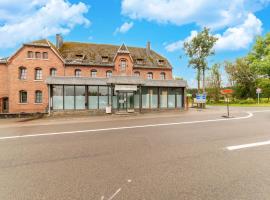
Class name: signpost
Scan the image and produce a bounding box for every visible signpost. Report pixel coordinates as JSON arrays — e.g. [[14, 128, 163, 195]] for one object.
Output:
[[221, 89, 233, 118], [194, 93, 207, 108], [256, 88, 262, 104]]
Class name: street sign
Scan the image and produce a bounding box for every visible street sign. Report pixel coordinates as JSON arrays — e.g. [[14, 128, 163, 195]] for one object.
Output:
[[256, 88, 262, 104], [220, 89, 233, 118], [221, 89, 233, 95], [186, 94, 192, 97], [256, 88, 262, 94], [194, 93, 207, 104]]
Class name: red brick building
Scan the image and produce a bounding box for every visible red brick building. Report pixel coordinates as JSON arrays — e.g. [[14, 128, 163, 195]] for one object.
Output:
[[0, 35, 186, 114]]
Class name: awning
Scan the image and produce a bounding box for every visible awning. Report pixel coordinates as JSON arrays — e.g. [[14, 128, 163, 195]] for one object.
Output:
[[114, 85, 137, 92]]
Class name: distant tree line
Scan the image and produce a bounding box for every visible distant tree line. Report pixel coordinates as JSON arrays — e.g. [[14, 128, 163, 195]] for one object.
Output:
[[184, 28, 270, 103]]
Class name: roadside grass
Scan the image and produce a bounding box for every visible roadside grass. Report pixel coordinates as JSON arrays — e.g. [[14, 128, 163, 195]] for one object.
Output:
[[208, 103, 270, 107]]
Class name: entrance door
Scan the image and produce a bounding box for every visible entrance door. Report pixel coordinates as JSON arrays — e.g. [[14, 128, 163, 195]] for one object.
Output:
[[118, 92, 126, 111], [3, 98, 8, 113], [118, 92, 134, 111]]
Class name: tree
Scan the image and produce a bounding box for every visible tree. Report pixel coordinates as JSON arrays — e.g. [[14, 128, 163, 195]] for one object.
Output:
[[183, 27, 218, 93], [257, 78, 270, 102], [206, 63, 222, 102], [248, 33, 270, 77], [225, 58, 256, 99]]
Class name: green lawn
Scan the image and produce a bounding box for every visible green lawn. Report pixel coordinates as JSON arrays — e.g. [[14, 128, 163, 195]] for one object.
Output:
[[208, 103, 270, 107]]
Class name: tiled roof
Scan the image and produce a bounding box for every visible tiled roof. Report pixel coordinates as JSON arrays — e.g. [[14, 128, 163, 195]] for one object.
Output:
[[25, 39, 172, 69], [59, 42, 172, 68]]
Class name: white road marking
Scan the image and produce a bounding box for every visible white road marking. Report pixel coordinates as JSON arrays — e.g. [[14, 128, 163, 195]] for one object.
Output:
[[108, 188, 121, 200], [100, 196, 105, 200], [127, 179, 132, 183], [227, 140, 270, 151], [0, 112, 253, 141]]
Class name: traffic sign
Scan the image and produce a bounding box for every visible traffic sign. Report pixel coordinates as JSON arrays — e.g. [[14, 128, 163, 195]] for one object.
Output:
[[194, 93, 207, 104], [256, 88, 262, 94], [221, 89, 233, 95]]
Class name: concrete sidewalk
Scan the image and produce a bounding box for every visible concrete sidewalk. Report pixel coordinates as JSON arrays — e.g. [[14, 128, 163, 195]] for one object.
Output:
[[0, 106, 252, 128]]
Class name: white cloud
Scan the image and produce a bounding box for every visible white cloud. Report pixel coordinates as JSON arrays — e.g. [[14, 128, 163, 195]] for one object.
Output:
[[165, 30, 197, 52], [121, 0, 269, 30], [114, 22, 134, 35], [0, 0, 90, 48], [165, 13, 262, 52], [215, 13, 262, 51]]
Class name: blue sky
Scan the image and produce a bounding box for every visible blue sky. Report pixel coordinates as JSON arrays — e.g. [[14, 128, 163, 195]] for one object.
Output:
[[0, 0, 270, 87]]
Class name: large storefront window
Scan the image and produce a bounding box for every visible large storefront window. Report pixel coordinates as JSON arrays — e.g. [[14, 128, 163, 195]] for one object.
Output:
[[160, 88, 168, 108], [134, 90, 140, 109], [88, 86, 98, 109], [53, 85, 63, 110], [112, 89, 117, 109], [142, 87, 150, 108], [75, 86, 85, 109], [168, 88, 176, 108], [99, 86, 108, 109], [64, 86, 74, 110], [150, 88, 158, 109], [176, 88, 183, 108]]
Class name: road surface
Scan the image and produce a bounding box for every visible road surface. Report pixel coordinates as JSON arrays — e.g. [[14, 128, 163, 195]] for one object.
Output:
[[0, 107, 270, 200]]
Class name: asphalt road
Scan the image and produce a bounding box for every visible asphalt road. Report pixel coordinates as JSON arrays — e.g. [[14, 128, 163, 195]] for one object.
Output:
[[0, 107, 270, 200]]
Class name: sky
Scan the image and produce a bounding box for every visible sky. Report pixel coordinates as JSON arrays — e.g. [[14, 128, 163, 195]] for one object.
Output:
[[0, 0, 270, 87]]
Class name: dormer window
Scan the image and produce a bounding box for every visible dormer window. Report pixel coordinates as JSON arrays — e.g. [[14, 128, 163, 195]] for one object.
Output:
[[158, 59, 165, 65], [136, 59, 143, 65], [102, 56, 109, 63], [75, 54, 83, 59]]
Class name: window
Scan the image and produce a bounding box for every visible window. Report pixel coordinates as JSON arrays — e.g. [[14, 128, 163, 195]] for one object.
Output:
[[35, 52, 41, 59], [106, 70, 112, 78], [64, 86, 75, 109], [134, 71, 140, 77], [35, 90, 42, 103], [136, 59, 143, 65], [19, 67, 27, 80], [120, 60, 127, 71], [88, 86, 98, 109], [27, 51, 33, 58], [160, 72, 166, 80], [35, 68, 42, 80], [158, 59, 165, 65], [102, 56, 109, 63], [19, 90, 27, 103], [160, 88, 168, 108], [42, 52, 48, 59], [76, 54, 83, 58], [91, 69, 97, 78], [75, 86, 85, 109], [99, 86, 108, 109], [52, 85, 63, 110], [168, 88, 176, 108], [50, 68, 57, 76], [147, 72, 153, 80], [75, 69, 81, 77]]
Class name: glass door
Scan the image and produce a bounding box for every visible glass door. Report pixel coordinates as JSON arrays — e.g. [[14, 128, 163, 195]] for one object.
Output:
[[118, 92, 127, 111], [118, 92, 135, 111]]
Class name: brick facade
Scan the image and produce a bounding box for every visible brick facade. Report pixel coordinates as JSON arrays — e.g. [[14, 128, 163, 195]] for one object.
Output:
[[0, 40, 174, 113]]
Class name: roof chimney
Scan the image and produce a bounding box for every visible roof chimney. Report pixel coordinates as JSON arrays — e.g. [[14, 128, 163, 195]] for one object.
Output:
[[56, 34, 63, 49], [146, 41, 151, 56]]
